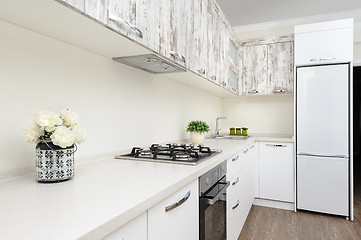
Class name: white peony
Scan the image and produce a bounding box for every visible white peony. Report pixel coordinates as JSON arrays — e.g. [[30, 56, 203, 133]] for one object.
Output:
[[22, 123, 44, 143], [33, 111, 62, 130], [51, 126, 75, 148], [61, 109, 79, 127], [72, 124, 86, 143]]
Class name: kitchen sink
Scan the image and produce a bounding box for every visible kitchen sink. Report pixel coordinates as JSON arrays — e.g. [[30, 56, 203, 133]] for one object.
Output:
[[212, 135, 249, 140]]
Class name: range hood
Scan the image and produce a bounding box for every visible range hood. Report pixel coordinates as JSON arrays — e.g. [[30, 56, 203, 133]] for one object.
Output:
[[113, 54, 186, 74]]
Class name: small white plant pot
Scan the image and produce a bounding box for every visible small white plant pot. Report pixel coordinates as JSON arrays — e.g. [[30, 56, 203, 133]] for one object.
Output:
[[190, 132, 205, 145]]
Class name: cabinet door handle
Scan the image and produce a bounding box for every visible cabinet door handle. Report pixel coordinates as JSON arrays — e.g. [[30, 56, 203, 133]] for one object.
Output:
[[248, 90, 263, 94], [170, 51, 186, 62], [232, 177, 239, 185], [108, 14, 143, 38], [198, 69, 206, 75], [232, 200, 240, 210], [310, 57, 335, 62], [232, 155, 239, 161], [250, 144, 255, 149], [210, 75, 217, 81], [165, 190, 191, 212], [265, 144, 286, 147], [273, 89, 287, 93], [231, 87, 237, 92], [243, 149, 249, 154]]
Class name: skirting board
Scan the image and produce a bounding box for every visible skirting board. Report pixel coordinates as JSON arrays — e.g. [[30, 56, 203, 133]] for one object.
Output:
[[253, 198, 295, 211]]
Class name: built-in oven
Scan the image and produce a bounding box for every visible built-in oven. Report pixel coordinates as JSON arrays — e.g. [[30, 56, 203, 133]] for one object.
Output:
[[199, 161, 229, 240]]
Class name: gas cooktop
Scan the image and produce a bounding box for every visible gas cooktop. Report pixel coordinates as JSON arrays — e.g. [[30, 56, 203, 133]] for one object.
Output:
[[115, 143, 221, 165]]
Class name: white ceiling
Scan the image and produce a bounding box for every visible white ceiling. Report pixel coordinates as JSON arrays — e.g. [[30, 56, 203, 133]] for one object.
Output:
[[216, 0, 361, 28]]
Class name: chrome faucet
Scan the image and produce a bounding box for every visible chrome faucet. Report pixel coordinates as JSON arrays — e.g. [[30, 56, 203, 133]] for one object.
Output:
[[215, 117, 227, 137]]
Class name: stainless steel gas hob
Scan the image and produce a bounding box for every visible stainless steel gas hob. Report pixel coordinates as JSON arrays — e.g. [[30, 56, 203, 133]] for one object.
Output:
[[115, 143, 221, 165]]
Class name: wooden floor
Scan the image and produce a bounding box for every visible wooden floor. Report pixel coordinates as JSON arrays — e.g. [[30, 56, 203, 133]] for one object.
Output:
[[238, 176, 361, 240]]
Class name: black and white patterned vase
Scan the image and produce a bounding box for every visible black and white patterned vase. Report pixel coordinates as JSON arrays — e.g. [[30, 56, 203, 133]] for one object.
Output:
[[35, 141, 75, 183]]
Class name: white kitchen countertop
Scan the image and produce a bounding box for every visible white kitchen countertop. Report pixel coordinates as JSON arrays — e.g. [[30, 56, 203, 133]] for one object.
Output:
[[0, 135, 293, 240]]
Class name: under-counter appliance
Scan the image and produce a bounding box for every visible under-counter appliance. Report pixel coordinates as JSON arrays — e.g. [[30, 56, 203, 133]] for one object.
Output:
[[296, 63, 350, 216], [199, 161, 229, 240], [115, 143, 221, 165]]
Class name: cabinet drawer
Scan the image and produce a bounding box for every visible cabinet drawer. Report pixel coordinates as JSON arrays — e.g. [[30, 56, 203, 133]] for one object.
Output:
[[148, 179, 198, 240], [227, 152, 243, 178], [227, 191, 246, 240]]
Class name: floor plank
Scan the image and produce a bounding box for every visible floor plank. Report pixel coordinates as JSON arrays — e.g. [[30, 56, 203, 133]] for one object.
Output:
[[238, 177, 361, 240]]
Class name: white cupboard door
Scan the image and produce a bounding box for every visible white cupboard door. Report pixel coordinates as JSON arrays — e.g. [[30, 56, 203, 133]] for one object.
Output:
[[148, 179, 198, 240], [259, 142, 294, 202], [242, 45, 268, 95], [295, 27, 353, 66], [267, 42, 294, 94], [103, 212, 147, 240]]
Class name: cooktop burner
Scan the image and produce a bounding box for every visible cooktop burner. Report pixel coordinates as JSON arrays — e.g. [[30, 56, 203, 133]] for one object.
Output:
[[115, 143, 221, 165]]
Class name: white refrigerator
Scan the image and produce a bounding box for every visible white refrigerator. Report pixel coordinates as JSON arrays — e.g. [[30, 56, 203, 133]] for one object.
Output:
[[296, 63, 350, 216]]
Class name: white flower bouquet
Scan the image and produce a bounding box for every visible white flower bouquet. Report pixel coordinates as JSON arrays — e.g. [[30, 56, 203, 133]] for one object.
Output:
[[22, 109, 85, 148]]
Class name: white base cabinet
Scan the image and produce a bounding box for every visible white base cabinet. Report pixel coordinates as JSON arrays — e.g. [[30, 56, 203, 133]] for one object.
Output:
[[259, 142, 294, 202], [227, 143, 257, 240], [103, 212, 147, 240], [148, 179, 199, 240]]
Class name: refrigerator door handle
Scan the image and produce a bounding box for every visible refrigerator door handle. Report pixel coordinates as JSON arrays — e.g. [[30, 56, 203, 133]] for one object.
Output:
[[297, 152, 348, 159]]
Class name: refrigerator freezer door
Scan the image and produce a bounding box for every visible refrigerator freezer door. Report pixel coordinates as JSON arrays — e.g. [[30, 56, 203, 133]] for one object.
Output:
[[297, 155, 349, 216], [296, 64, 349, 157]]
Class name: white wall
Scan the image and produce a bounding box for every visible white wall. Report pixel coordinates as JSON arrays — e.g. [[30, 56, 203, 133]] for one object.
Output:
[[222, 95, 294, 135], [0, 20, 222, 174]]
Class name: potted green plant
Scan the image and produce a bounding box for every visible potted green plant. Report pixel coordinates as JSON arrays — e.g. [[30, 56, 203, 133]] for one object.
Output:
[[186, 120, 210, 145], [241, 127, 248, 136], [230, 127, 235, 135]]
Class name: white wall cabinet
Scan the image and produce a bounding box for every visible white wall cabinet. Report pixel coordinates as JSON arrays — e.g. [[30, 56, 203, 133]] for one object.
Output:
[[103, 212, 147, 240], [148, 179, 198, 240], [227, 143, 257, 240], [294, 19, 353, 66], [258, 142, 294, 202]]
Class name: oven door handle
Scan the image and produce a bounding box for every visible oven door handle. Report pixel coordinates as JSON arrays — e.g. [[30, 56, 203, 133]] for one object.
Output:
[[201, 181, 230, 205]]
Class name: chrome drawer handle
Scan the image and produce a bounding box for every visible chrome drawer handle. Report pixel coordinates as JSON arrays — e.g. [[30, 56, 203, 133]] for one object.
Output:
[[108, 14, 143, 38], [210, 75, 217, 81], [248, 90, 263, 94], [165, 190, 190, 212], [243, 149, 249, 154], [310, 57, 335, 62], [220, 81, 227, 87], [265, 144, 286, 147], [198, 68, 206, 75], [170, 51, 186, 62], [250, 144, 255, 149], [273, 89, 287, 93], [232, 200, 240, 210], [232, 155, 239, 161], [232, 177, 239, 185]]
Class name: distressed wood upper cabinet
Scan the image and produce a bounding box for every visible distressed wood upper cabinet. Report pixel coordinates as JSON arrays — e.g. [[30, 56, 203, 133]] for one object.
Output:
[[188, 0, 208, 77], [267, 42, 294, 94], [107, 0, 149, 45], [241, 36, 294, 96], [167, 0, 192, 68], [242, 45, 268, 95]]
